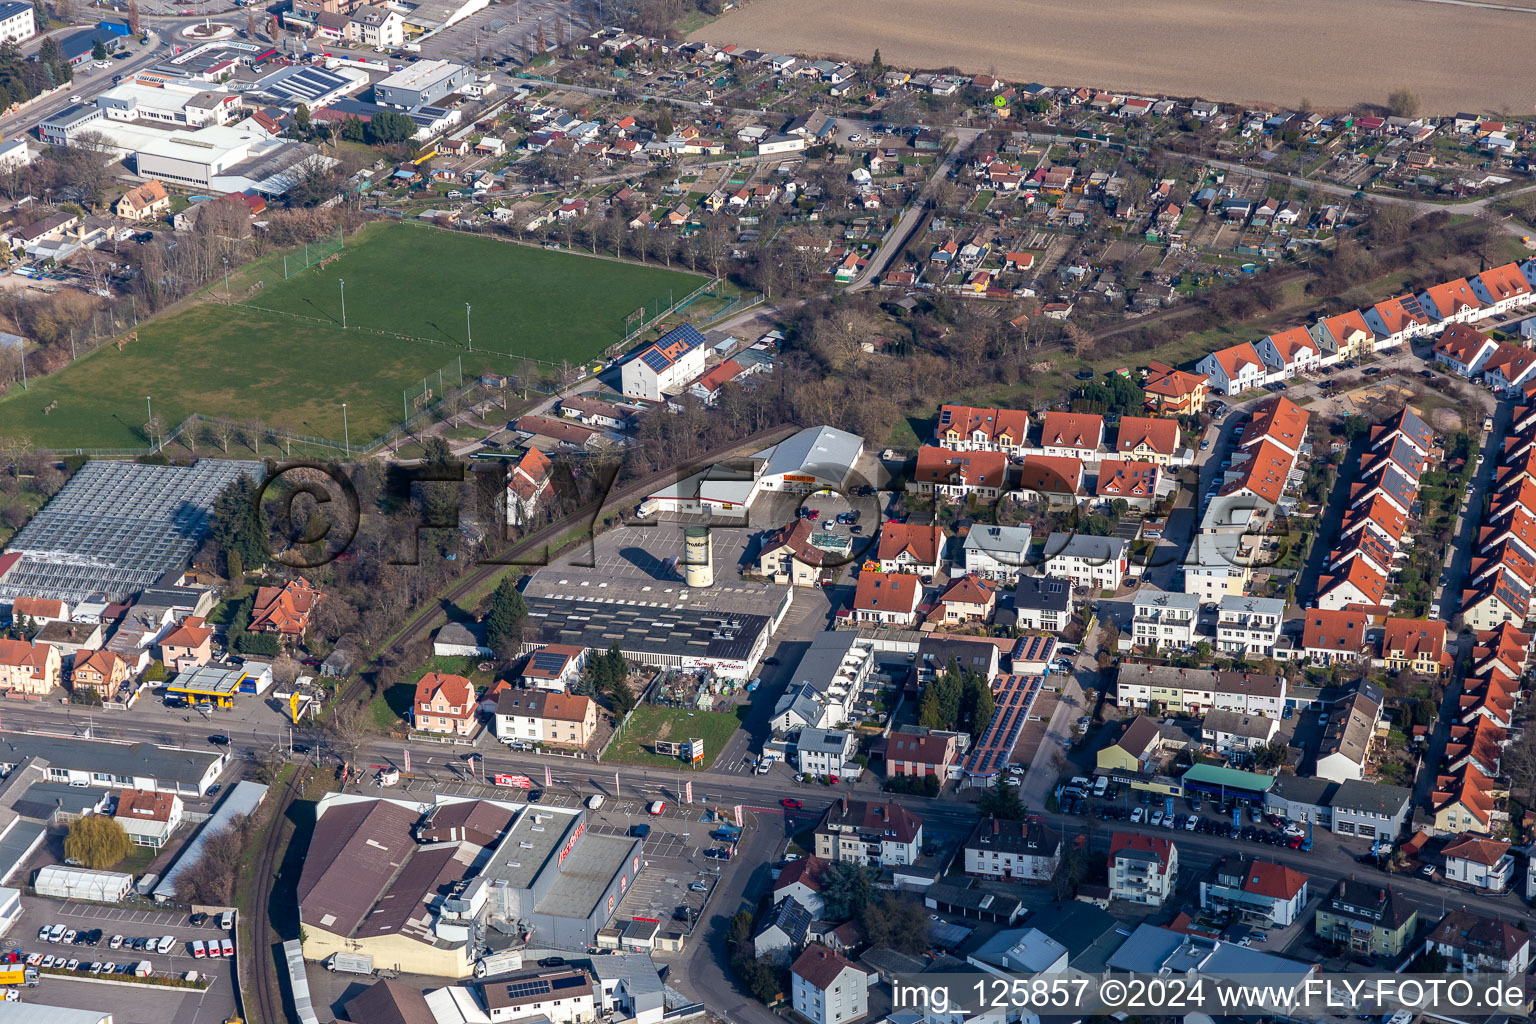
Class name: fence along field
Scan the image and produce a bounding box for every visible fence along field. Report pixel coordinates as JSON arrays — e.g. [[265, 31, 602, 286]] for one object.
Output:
[[0, 222, 708, 452], [690, 0, 1536, 112]]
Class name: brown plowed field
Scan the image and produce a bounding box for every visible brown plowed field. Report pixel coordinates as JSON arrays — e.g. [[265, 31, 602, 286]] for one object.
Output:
[[690, 0, 1536, 113]]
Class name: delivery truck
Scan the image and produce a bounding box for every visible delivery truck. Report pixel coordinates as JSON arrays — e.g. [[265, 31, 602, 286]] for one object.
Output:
[[326, 952, 374, 975], [474, 948, 524, 978]]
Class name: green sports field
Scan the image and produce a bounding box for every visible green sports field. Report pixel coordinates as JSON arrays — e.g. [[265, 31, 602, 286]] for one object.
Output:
[[0, 222, 708, 450]]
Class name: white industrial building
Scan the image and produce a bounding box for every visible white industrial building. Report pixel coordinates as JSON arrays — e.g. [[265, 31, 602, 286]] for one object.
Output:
[[373, 59, 474, 109], [620, 324, 708, 402], [755, 425, 866, 494], [135, 123, 330, 193], [97, 74, 242, 128], [0, 2, 35, 44]]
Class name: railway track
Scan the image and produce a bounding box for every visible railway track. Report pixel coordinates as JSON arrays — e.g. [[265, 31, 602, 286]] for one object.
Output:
[[241, 424, 797, 1017], [333, 423, 801, 709], [246, 767, 303, 1024]]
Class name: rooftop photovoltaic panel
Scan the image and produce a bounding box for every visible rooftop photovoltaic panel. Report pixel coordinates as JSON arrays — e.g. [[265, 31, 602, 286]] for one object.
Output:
[[505, 979, 553, 999], [1400, 294, 1428, 319], [530, 651, 570, 673], [640, 348, 672, 372]]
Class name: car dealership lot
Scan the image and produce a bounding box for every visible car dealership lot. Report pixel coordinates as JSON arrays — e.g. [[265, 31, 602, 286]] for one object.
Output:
[[1, 897, 240, 1024]]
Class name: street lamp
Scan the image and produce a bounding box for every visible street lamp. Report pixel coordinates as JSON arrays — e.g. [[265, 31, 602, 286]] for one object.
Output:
[[465, 302, 472, 352], [341, 402, 349, 456], [145, 395, 153, 444], [339, 278, 346, 329], [222, 255, 229, 298]]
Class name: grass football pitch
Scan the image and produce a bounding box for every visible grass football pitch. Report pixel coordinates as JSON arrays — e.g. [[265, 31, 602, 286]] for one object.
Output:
[[0, 222, 708, 450]]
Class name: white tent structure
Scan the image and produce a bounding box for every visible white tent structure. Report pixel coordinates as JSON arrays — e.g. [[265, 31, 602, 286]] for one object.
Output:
[[33, 864, 133, 903]]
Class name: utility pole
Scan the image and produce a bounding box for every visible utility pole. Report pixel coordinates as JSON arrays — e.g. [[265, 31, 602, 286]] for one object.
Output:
[[342, 402, 349, 456], [466, 302, 472, 352], [222, 255, 229, 298], [339, 277, 346, 329]]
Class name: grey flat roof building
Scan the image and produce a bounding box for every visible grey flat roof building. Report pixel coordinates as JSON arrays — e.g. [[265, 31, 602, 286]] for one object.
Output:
[[475, 804, 643, 951], [520, 569, 785, 677], [373, 59, 472, 109], [0, 732, 225, 795], [0, 459, 262, 604]]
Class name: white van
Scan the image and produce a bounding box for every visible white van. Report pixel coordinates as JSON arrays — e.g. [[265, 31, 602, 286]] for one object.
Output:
[[1092, 776, 1109, 798], [586, 794, 604, 810]]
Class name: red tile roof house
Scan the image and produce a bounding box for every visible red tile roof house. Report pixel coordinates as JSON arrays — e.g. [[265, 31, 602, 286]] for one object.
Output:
[[157, 616, 213, 674], [912, 447, 1008, 501], [884, 730, 959, 778], [505, 447, 556, 528], [936, 574, 997, 624], [1037, 411, 1105, 461], [8, 596, 69, 625], [1432, 323, 1499, 377], [935, 404, 1031, 455], [875, 522, 945, 576], [1362, 294, 1435, 349], [413, 671, 479, 737], [1301, 608, 1367, 665], [249, 578, 320, 642], [852, 572, 921, 627], [71, 648, 130, 700], [773, 855, 833, 916], [1114, 415, 1182, 466], [1418, 277, 1488, 326], [520, 643, 586, 691], [0, 637, 62, 696], [1440, 835, 1515, 891], [1094, 459, 1161, 510], [1469, 261, 1536, 317], [1196, 341, 1267, 395], [1141, 361, 1208, 416], [114, 788, 184, 849]]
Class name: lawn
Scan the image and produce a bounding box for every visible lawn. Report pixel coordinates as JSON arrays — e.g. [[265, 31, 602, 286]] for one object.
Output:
[[0, 221, 707, 450], [605, 704, 745, 769]]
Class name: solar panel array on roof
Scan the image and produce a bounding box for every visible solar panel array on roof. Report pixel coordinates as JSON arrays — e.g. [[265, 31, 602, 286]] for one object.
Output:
[[961, 674, 1044, 777], [640, 348, 671, 372], [0, 460, 262, 603], [1400, 294, 1428, 319], [530, 650, 571, 674], [264, 66, 353, 103], [505, 978, 553, 999]]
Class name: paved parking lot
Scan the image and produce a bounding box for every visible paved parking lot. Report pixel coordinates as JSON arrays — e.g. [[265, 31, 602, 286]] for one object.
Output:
[[2, 897, 238, 1024], [423, 0, 589, 65], [604, 808, 734, 933], [575, 515, 760, 579]]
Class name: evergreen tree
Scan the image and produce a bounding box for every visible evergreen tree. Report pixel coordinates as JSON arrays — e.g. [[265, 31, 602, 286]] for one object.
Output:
[[977, 778, 1027, 820], [91, 38, 107, 61], [484, 576, 527, 659], [871, 49, 883, 76], [209, 475, 269, 577]]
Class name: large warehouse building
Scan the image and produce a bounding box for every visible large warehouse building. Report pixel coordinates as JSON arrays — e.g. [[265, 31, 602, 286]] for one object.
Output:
[[754, 425, 866, 494], [0, 459, 261, 604], [635, 424, 868, 517], [297, 794, 643, 977], [519, 568, 790, 681]]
